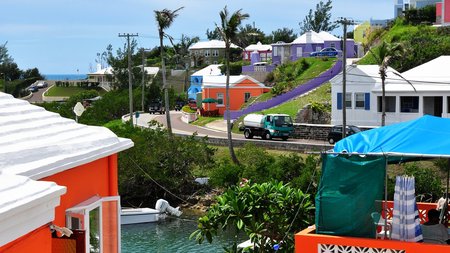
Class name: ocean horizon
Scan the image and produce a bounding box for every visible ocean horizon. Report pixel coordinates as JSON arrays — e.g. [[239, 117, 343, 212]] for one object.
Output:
[[44, 74, 88, 81]]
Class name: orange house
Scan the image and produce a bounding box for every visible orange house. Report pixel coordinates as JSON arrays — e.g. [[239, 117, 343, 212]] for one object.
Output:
[[0, 93, 133, 253], [201, 75, 270, 115]]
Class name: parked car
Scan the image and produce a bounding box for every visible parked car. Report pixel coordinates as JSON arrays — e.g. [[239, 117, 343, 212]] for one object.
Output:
[[36, 81, 48, 88], [310, 47, 341, 57], [148, 100, 165, 114], [327, 125, 361, 144], [27, 85, 38, 92]]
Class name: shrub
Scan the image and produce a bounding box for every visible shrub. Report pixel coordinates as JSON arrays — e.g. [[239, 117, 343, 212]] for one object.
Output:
[[209, 158, 242, 188], [191, 181, 314, 252], [404, 162, 442, 201]]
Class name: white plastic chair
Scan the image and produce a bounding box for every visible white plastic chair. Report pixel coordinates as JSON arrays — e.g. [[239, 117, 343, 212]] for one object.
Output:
[[371, 212, 391, 239]]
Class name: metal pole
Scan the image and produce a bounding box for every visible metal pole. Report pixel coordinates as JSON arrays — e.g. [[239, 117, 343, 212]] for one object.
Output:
[[119, 33, 138, 126], [384, 156, 388, 239], [342, 21, 347, 139], [141, 48, 145, 112]]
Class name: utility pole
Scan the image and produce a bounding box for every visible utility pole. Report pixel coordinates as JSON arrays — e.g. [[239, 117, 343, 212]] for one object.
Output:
[[141, 48, 146, 112], [336, 17, 356, 139], [119, 33, 139, 126]]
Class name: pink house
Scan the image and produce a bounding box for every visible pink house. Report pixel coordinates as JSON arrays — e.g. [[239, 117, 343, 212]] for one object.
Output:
[[436, 0, 450, 24]]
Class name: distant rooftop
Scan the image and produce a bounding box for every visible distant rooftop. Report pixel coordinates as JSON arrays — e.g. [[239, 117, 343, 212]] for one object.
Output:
[[189, 40, 238, 50]]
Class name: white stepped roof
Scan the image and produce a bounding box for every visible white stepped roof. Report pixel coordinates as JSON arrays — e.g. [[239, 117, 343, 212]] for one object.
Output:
[[292, 31, 324, 44], [0, 174, 66, 246], [192, 64, 223, 76], [245, 42, 272, 52], [202, 75, 266, 88], [318, 31, 341, 41], [0, 93, 134, 179], [189, 40, 238, 50], [90, 66, 113, 75], [402, 56, 450, 82]]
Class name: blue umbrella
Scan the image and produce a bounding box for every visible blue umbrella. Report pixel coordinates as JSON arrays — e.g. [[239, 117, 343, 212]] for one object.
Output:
[[391, 176, 423, 242]]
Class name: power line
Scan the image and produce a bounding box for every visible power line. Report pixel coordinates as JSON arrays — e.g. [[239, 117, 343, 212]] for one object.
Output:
[[119, 33, 139, 126]]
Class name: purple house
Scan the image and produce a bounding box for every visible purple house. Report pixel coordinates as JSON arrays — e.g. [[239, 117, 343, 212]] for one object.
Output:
[[272, 31, 357, 65]]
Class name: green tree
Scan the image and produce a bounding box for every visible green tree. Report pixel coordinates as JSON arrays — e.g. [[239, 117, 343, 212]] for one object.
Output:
[[191, 181, 314, 252], [268, 27, 297, 43], [106, 42, 144, 90], [106, 121, 216, 207], [22, 68, 44, 80], [155, 7, 184, 136], [217, 6, 249, 165], [368, 41, 405, 126], [206, 27, 221, 40], [299, 0, 338, 34], [236, 24, 266, 48]]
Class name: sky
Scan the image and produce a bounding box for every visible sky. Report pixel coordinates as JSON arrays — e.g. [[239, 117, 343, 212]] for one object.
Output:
[[1, 0, 393, 74]]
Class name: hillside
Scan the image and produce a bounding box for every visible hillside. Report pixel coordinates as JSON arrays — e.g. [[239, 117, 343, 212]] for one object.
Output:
[[358, 19, 450, 72]]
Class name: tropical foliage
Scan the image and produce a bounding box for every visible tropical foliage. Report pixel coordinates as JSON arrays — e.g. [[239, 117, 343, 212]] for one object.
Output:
[[299, 0, 338, 34], [191, 181, 314, 252], [105, 120, 216, 207], [217, 6, 249, 165]]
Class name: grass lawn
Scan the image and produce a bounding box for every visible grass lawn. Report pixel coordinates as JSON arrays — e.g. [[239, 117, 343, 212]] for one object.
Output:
[[231, 83, 331, 133], [191, 116, 223, 127], [45, 86, 106, 97]]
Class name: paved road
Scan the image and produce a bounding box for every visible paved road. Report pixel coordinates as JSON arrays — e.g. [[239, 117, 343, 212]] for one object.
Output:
[[25, 81, 55, 103], [127, 111, 330, 147]]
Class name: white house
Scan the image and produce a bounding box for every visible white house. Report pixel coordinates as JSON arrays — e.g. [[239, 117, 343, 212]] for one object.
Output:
[[331, 56, 450, 127]]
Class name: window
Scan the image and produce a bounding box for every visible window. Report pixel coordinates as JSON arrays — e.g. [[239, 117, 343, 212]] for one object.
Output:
[[377, 96, 396, 112], [244, 92, 251, 103], [217, 93, 224, 105], [330, 42, 336, 48], [400, 96, 419, 113], [345, 93, 352, 108], [273, 47, 278, 57], [212, 50, 219, 57], [337, 92, 353, 109], [296, 47, 303, 57], [204, 50, 210, 57], [355, 93, 365, 109], [316, 46, 322, 52], [447, 97, 450, 113], [66, 196, 120, 253], [213, 61, 218, 64]]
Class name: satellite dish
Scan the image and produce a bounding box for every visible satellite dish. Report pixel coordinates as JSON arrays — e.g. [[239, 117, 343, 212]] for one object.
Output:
[[73, 102, 85, 117]]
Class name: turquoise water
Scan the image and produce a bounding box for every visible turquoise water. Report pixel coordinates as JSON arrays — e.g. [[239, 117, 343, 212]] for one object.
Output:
[[44, 74, 88, 80], [121, 217, 244, 253]]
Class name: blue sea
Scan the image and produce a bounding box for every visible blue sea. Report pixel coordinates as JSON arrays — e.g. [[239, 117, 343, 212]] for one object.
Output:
[[44, 74, 88, 81]]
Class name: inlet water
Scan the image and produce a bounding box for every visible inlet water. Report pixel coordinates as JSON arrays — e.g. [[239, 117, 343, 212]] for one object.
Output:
[[121, 217, 245, 253]]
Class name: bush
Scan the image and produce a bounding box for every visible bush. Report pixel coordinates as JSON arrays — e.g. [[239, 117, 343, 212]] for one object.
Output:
[[191, 181, 314, 252], [106, 122, 216, 206], [404, 162, 442, 201], [209, 158, 242, 188]]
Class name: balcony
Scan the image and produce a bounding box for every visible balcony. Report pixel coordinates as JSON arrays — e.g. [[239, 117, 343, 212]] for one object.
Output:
[[295, 201, 450, 253]]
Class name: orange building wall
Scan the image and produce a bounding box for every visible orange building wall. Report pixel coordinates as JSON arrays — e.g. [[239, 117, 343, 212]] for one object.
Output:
[[41, 154, 118, 227], [0, 226, 51, 253], [202, 79, 269, 115], [295, 226, 450, 253]]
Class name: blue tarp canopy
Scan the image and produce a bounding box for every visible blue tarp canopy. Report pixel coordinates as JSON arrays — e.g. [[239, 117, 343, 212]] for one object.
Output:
[[333, 115, 450, 159]]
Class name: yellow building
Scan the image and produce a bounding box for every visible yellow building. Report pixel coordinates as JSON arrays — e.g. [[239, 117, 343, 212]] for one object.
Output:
[[353, 21, 370, 44]]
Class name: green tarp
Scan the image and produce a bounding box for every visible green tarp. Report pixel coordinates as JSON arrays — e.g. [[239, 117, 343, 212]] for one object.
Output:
[[315, 154, 386, 238]]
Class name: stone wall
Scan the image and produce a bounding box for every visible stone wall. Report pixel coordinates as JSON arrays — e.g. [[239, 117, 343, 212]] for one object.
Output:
[[293, 123, 375, 141]]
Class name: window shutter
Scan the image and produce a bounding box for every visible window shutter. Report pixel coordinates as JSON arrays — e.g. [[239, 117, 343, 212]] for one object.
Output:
[[337, 92, 342, 110], [365, 93, 370, 110]]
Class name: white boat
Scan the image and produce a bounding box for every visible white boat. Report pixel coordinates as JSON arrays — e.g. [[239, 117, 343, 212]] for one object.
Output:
[[120, 199, 182, 225], [121, 208, 161, 225]]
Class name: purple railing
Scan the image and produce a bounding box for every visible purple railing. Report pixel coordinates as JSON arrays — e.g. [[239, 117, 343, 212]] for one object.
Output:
[[229, 60, 342, 120]]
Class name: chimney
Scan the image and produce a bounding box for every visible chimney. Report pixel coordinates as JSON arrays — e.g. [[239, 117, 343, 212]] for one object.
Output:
[[306, 31, 312, 43]]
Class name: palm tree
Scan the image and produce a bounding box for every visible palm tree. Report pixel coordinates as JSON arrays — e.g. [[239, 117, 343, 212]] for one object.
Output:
[[154, 7, 184, 135], [217, 6, 249, 165], [369, 40, 404, 126]]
